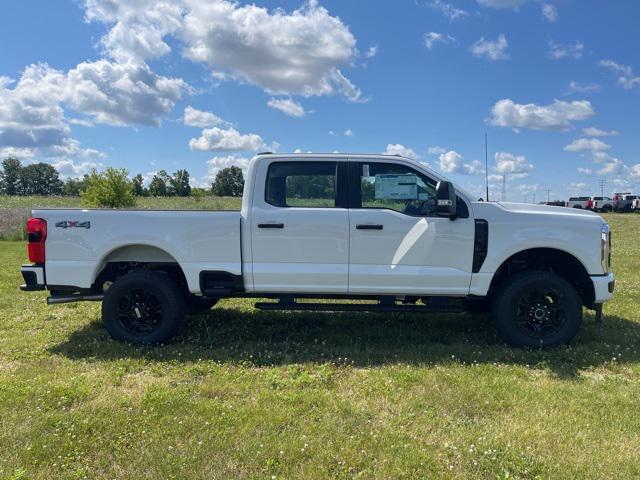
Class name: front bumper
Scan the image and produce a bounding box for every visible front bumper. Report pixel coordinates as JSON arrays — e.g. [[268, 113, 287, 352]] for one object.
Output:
[[591, 272, 615, 304], [20, 264, 45, 291]]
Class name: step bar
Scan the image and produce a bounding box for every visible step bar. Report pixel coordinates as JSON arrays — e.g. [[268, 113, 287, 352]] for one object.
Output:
[[255, 297, 465, 313]]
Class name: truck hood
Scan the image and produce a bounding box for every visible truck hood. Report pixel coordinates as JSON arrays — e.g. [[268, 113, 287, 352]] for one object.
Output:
[[496, 202, 602, 219]]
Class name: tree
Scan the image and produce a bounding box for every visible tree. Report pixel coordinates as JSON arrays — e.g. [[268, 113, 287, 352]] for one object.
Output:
[[169, 169, 191, 197], [212, 166, 244, 197], [132, 174, 147, 197], [63, 176, 87, 196], [19, 163, 63, 195], [0, 158, 23, 195], [148, 170, 170, 196], [81, 167, 136, 208]]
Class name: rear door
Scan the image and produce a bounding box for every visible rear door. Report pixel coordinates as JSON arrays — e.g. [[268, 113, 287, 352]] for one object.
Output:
[[347, 159, 475, 295], [250, 159, 349, 293]]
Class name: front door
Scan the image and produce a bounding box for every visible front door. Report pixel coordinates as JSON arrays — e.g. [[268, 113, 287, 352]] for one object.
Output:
[[250, 160, 349, 293], [348, 160, 475, 295]]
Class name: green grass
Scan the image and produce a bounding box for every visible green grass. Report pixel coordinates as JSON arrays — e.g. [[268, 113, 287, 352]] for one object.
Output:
[[0, 196, 242, 240], [0, 195, 242, 210], [1, 214, 639, 479]]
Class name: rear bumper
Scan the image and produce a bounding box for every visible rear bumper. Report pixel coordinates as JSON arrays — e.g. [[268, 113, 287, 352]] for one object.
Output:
[[20, 264, 45, 291], [591, 273, 615, 304]]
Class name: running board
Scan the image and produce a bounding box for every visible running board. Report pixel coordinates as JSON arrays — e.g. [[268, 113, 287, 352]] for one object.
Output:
[[254, 301, 465, 313]]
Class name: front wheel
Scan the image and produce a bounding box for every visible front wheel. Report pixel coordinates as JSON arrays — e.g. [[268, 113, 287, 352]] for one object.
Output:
[[102, 270, 185, 344], [492, 271, 582, 348]]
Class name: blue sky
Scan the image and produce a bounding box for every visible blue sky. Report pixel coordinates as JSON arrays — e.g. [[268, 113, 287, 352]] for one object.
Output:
[[1, 0, 639, 201]]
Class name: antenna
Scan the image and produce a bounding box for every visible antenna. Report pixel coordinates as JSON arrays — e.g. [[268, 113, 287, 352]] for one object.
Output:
[[484, 133, 489, 201], [546, 189, 551, 203], [502, 174, 506, 202]]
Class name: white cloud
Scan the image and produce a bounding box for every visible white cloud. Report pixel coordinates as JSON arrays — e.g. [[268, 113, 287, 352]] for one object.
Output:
[[631, 164, 640, 179], [569, 182, 588, 190], [470, 35, 509, 61], [0, 147, 35, 159], [567, 81, 600, 94], [436, 151, 484, 175], [180, 0, 361, 101], [365, 45, 378, 58], [183, 106, 225, 127], [267, 98, 306, 118], [494, 152, 533, 178], [439, 151, 463, 173], [51, 158, 103, 179], [582, 127, 619, 137], [564, 138, 611, 153], [189, 126, 265, 152], [343, 129, 354, 137], [577, 167, 593, 175], [548, 41, 584, 60], [463, 159, 485, 175], [206, 154, 251, 179], [489, 98, 595, 131], [66, 60, 187, 126], [424, 32, 455, 50], [49, 138, 106, 159], [384, 143, 417, 159], [0, 64, 68, 149], [541, 3, 558, 22], [424, 1, 469, 21], [599, 60, 640, 89], [597, 159, 626, 176], [476, 0, 527, 9], [83, 0, 184, 63], [427, 146, 447, 155]]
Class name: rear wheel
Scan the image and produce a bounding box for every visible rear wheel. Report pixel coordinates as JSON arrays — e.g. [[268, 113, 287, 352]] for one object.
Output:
[[102, 270, 185, 344], [492, 271, 582, 348]]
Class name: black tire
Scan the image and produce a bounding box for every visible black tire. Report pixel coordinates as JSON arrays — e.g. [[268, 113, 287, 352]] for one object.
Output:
[[601, 205, 612, 213], [492, 271, 582, 348], [102, 270, 185, 344], [186, 296, 218, 315]]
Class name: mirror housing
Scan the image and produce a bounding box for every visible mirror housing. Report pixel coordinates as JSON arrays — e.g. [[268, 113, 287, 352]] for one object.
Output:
[[436, 181, 457, 220]]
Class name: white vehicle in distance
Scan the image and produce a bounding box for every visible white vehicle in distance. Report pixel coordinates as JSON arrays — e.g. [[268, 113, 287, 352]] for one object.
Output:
[[591, 197, 614, 213], [613, 193, 639, 212], [566, 196, 591, 209], [20, 153, 615, 348]]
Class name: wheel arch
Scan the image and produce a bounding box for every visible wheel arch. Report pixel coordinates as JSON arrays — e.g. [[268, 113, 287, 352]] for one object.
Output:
[[91, 243, 189, 295], [488, 247, 595, 307]]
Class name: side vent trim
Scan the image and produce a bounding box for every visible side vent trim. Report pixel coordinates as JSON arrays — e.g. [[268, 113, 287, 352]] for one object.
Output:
[[472, 219, 489, 273]]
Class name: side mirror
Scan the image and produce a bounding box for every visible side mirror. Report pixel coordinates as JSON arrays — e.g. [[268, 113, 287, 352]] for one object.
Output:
[[436, 181, 457, 220]]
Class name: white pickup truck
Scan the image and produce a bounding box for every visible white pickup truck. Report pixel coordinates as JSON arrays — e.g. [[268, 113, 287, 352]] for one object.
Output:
[[20, 153, 615, 348]]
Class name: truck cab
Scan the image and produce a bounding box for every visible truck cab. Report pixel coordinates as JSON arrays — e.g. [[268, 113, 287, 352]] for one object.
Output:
[[20, 153, 615, 348]]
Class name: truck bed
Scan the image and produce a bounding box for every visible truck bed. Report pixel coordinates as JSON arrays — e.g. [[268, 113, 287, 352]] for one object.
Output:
[[34, 208, 242, 293]]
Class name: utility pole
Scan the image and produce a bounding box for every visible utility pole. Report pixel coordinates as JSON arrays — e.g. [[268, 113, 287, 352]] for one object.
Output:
[[532, 193, 536, 204], [546, 189, 551, 203], [484, 133, 489, 201], [599, 179, 606, 197]]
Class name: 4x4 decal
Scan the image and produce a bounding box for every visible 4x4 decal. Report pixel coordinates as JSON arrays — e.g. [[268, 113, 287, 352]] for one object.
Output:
[[55, 220, 91, 229]]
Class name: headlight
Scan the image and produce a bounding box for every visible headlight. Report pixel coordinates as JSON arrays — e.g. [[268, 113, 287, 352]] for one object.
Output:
[[601, 223, 611, 273]]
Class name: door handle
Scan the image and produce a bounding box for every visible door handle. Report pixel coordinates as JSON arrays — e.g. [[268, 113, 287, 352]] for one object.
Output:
[[257, 223, 284, 229], [356, 224, 383, 230]]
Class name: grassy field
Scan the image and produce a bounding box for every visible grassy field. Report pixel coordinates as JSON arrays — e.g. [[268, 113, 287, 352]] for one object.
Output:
[[1, 213, 639, 479], [0, 196, 242, 240]]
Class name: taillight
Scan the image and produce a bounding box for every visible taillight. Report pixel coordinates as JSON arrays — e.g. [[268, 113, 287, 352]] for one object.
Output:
[[27, 217, 47, 264]]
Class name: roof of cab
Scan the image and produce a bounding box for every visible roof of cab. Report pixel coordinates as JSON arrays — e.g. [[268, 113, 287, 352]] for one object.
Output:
[[253, 152, 415, 162]]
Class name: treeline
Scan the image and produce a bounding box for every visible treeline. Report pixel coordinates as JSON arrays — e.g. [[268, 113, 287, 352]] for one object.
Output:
[[0, 158, 245, 198]]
